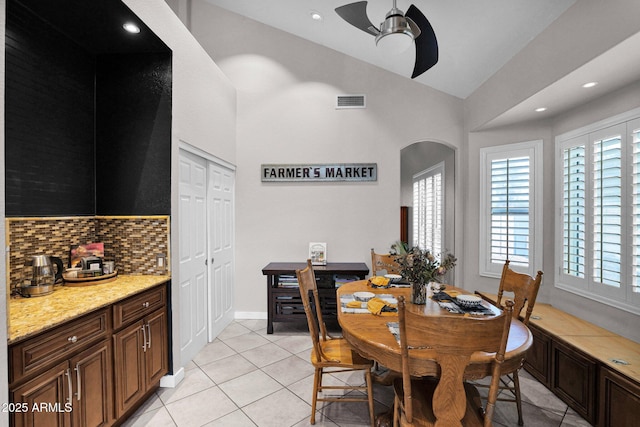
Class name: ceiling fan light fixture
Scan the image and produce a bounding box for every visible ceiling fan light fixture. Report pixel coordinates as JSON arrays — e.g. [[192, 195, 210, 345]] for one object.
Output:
[[375, 12, 414, 53], [335, 1, 438, 77], [122, 22, 140, 34]]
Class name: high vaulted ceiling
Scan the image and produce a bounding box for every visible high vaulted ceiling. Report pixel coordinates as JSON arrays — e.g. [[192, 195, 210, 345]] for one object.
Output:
[[202, 0, 576, 99]]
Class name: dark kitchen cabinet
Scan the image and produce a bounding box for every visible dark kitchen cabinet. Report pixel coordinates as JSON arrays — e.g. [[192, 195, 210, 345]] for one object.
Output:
[[145, 310, 169, 386], [523, 322, 551, 388], [9, 309, 110, 386], [521, 304, 640, 427], [9, 282, 169, 426], [599, 366, 640, 427], [10, 326, 113, 427], [112, 321, 145, 418], [70, 343, 113, 427], [112, 287, 168, 418], [550, 340, 597, 424], [10, 360, 71, 427]]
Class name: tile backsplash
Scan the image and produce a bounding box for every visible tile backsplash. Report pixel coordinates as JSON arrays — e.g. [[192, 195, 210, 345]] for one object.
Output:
[[6, 216, 170, 294]]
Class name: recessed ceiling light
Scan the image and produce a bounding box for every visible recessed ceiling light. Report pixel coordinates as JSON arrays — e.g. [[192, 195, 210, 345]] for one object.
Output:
[[310, 11, 323, 21], [535, 107, 547, 112], [582, 81, 598, 88], [123, 22, 141, 34]]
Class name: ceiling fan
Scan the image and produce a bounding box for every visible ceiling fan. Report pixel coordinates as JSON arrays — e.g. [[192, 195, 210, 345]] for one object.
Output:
[[335, 0, 438, 78]]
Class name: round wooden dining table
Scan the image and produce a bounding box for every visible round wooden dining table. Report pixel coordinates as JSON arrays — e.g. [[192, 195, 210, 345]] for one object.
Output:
[[336, 280, 533, 379]]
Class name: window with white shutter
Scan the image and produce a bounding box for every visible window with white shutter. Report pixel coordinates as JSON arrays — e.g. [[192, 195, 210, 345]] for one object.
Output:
[[489, 156, 530, 266], [556, 109, 640, 314], [413, 163, 443, 254], [480, 140, 542, 277]]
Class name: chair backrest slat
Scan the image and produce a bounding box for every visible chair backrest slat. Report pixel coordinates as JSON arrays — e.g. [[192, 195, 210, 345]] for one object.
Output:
[[497, 260, 542, 325], [371, 248, 400, 276], [397, 296, 514, 426], [296, 259, 328, 358]]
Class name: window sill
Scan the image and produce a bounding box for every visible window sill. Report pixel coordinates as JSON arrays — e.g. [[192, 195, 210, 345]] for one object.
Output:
[[555, 282, 640, 317]]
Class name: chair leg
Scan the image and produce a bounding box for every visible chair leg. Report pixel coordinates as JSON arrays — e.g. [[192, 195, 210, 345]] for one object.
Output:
[[311, 368, 322, 425], [513, 370, 524, 426], [393, 395, 399, 427], [365, 370, 375, 427]]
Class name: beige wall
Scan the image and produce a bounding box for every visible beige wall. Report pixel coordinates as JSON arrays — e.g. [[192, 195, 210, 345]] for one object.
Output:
[[189, 2, 465, 316], [465, 0, 640, 130]]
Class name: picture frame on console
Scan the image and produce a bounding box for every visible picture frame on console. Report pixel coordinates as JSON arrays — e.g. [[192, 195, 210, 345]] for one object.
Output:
[[309, 242, 327, 265]]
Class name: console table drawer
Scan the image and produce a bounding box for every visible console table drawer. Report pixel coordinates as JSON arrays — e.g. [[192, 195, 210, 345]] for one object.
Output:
[[274, 292, 305, 317]]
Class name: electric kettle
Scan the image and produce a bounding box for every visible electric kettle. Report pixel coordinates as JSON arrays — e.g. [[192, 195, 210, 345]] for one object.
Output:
[[19, 255, 63, 297]]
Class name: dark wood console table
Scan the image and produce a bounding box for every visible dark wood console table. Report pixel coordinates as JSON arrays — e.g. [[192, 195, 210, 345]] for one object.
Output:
[[262, 262, 369, 334]]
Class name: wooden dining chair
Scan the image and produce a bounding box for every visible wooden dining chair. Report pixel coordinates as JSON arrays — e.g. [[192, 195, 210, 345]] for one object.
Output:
[[371, 248, 401, 276], [393, 296, 514, 427], [296, 259, 376, 426], [476, 260, 543, 425]]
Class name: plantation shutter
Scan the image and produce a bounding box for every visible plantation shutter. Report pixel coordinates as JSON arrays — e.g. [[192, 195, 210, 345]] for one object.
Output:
[[632, 124, 640, 294], [413, 164, 443, 254], [563, 145, 586, 278], [593, 135, 622, 287], [490, 156, 530, 267]]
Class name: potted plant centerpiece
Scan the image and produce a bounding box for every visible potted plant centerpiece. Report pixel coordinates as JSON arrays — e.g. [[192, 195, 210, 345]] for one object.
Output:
[[391, 241, 457, 304]]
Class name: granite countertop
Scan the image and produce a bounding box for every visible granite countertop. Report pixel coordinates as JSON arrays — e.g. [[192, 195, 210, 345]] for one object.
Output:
[[8, 274, 171, 344]]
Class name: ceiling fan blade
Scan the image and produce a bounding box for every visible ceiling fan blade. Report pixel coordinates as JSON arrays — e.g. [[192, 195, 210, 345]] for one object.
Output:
[[335, 1, 380, 36], [406, 4, 438, 78]]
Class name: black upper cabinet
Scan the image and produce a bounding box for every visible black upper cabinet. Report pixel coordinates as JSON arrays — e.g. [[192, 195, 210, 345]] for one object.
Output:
[[5, 0, 172, 217]]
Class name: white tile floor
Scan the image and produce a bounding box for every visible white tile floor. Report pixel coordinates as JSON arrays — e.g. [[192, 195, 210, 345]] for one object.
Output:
[[123, 319, 592, 427]]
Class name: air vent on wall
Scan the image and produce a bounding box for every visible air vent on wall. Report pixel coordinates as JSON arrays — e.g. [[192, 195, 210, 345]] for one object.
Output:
[[336, 94, 366, 109]]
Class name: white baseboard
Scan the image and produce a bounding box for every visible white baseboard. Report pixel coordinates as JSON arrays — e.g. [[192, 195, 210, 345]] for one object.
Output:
[[234, 311, 267, 320], [160, 367, 185, 388]]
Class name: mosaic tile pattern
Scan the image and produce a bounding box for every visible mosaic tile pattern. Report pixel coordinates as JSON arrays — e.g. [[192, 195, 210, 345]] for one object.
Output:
[[96, 217, 170, 276], [6, 216, 170, 294]]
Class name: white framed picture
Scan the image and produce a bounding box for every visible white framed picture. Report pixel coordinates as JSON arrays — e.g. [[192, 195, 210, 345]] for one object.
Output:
[[309, 242, 327, 265]]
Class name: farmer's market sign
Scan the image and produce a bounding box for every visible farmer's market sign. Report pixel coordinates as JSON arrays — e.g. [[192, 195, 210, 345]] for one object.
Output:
[[261, 163, 377, 182]]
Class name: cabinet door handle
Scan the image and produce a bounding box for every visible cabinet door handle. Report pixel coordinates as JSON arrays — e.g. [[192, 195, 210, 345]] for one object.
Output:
[[141, 325, 147, 352], [75, 364, 81, 401], [68, 335, 78, 343], [142, 302, 150, 308], [146, 323, 152, 349], [65, 368, 73, 406]]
